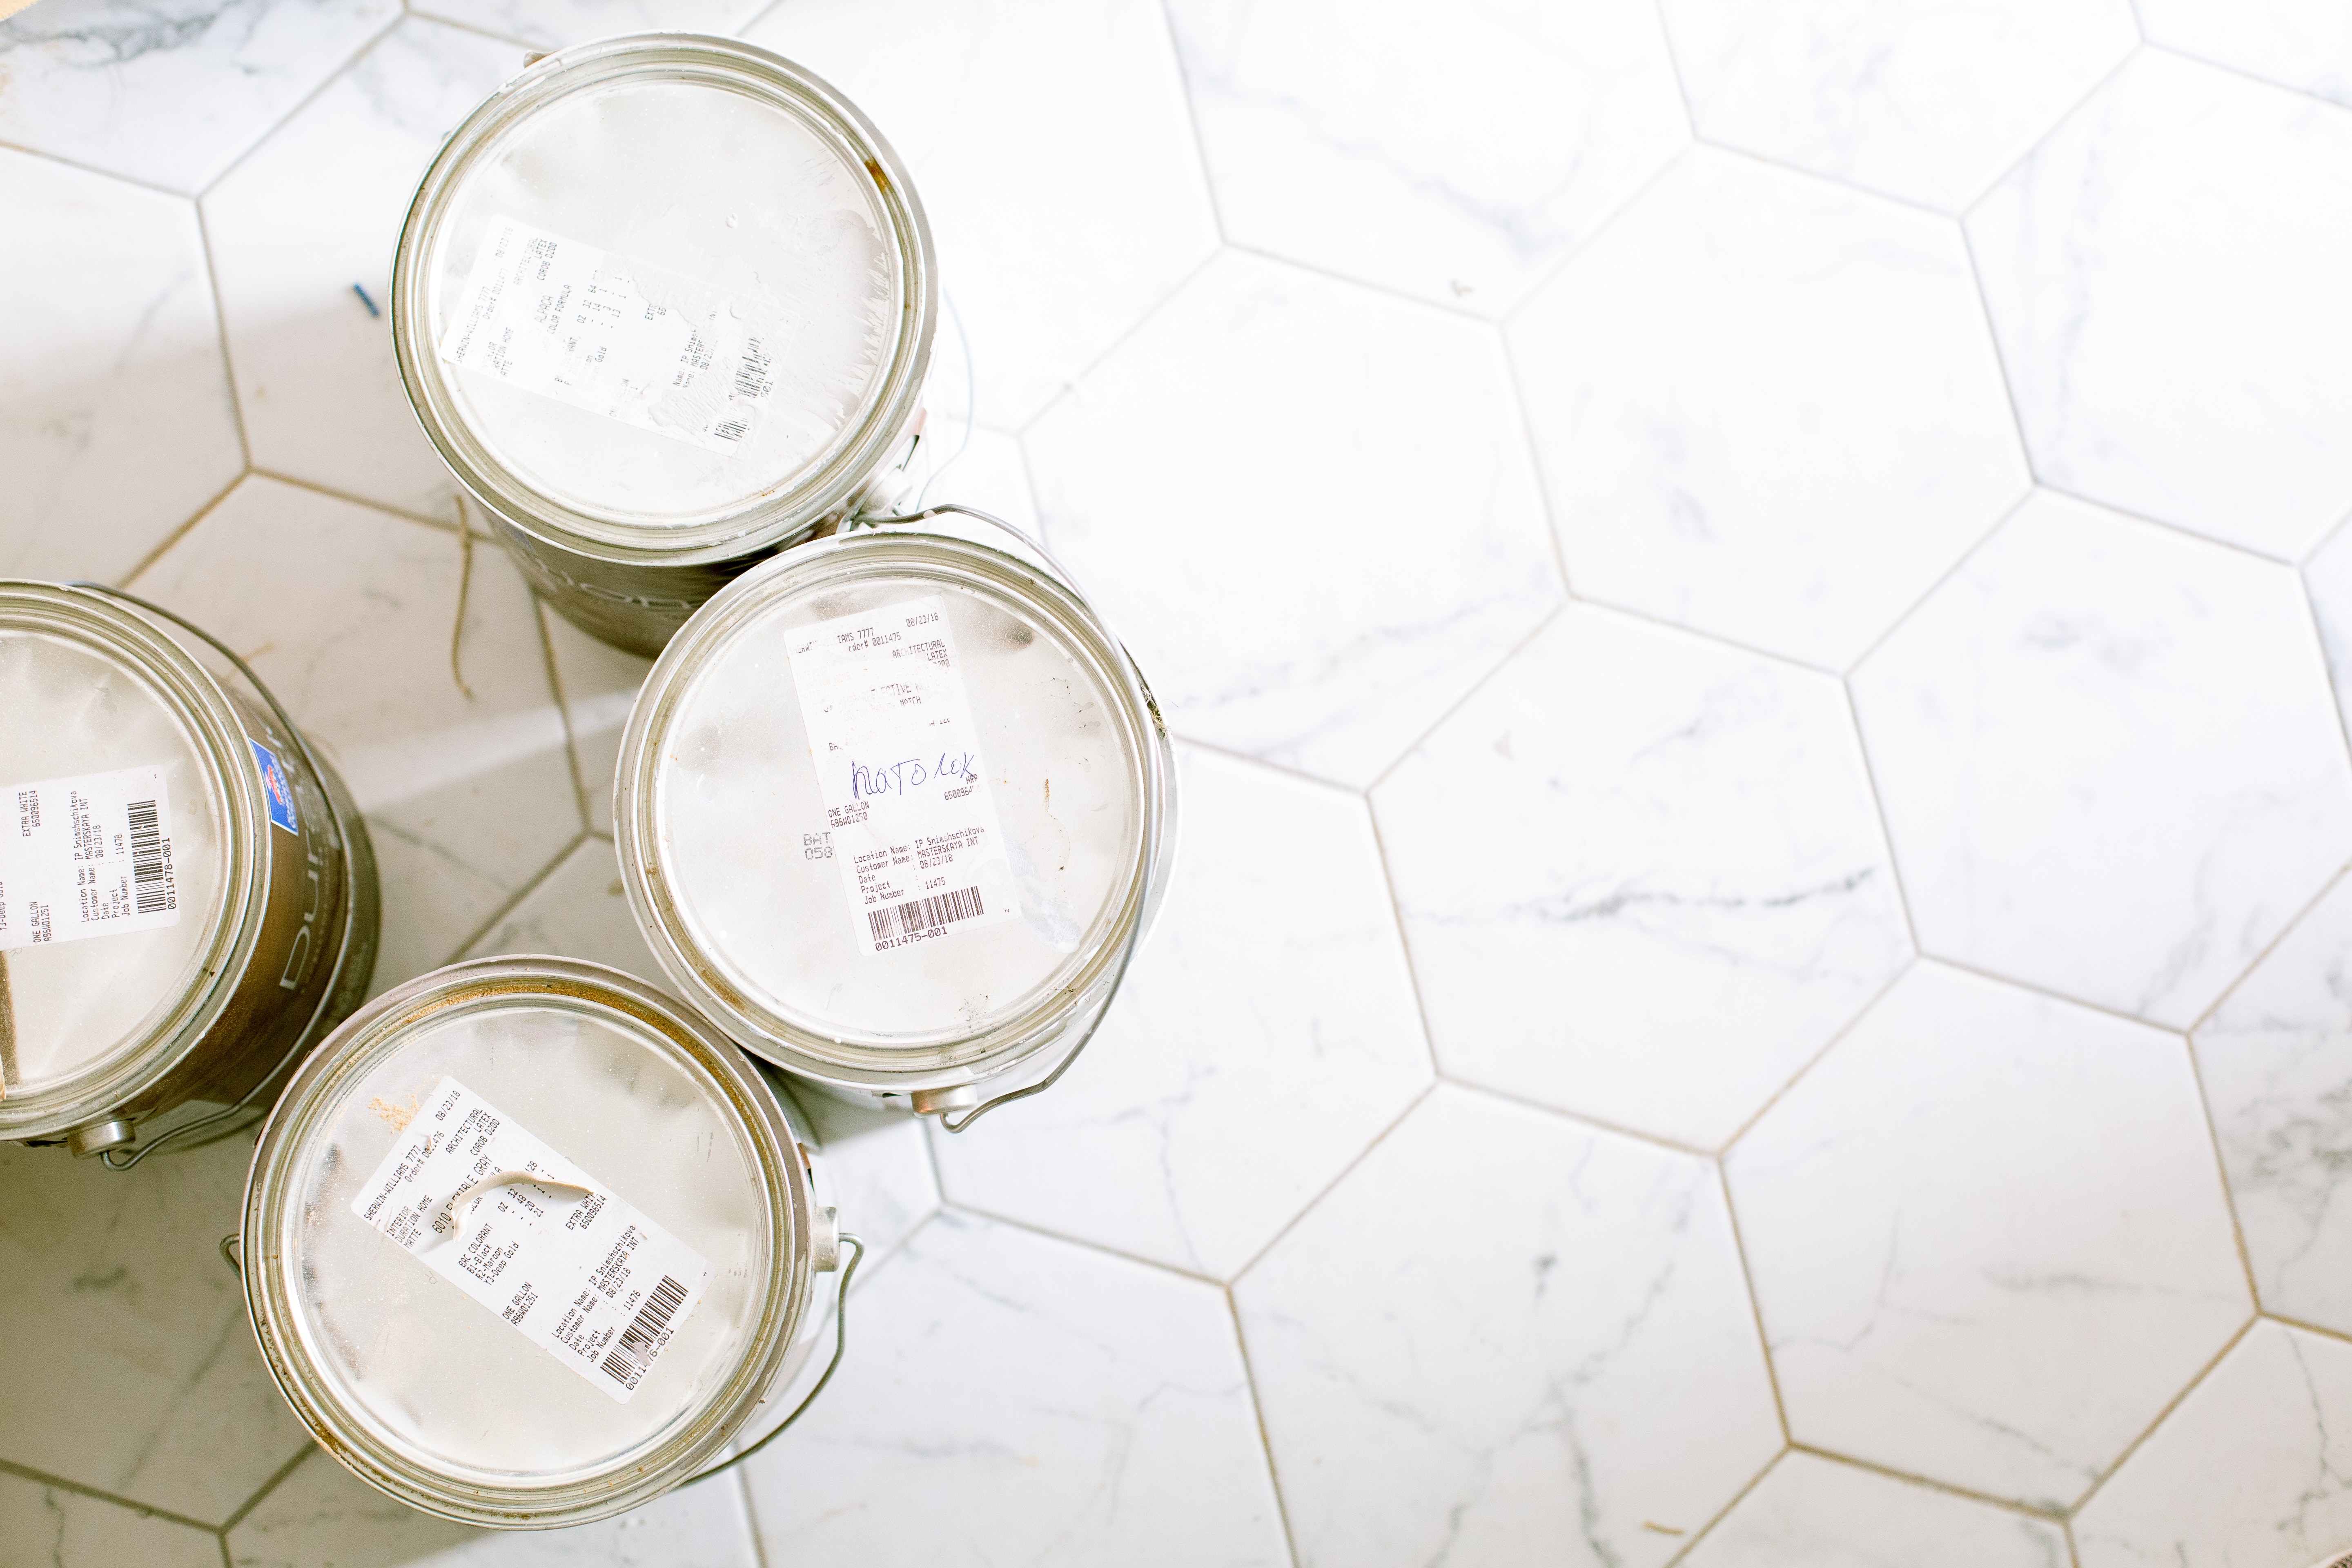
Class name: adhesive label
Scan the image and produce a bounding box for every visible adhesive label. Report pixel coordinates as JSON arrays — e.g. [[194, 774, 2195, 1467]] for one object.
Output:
[[0, 764, 179, 952]]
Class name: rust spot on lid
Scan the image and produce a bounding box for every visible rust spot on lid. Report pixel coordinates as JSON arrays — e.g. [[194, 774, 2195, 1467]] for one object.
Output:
[[865, 158, 892, 195]]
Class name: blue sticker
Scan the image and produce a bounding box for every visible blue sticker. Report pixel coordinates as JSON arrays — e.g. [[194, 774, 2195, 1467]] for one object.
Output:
[[251, 740, 299, 835]]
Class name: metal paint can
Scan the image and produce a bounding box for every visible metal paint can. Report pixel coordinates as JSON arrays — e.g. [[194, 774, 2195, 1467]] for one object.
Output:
[[391, 33, 936, 657], [238, 956, 848, 1528], [614, 507, 1178, 1128], [0, 582, 379, 1161]]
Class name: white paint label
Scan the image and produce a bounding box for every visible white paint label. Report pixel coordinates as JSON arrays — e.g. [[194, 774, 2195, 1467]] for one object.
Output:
[[436, 217, 793, 457], [787, 595, 1020, 956], [0, 765, 179, 952], [350, 1076, 712, 1404]]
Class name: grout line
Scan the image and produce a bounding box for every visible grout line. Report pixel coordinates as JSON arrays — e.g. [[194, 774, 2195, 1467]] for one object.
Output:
[[1222, 1285, 1306, 1568], [1661, 1447, 1786, 1568], [190, 203, 254, 476], [1782, 1443, 2067, 1522], [1362, 603, 1565, 797], [116, 472, 247, 590], [2186, 859, 2352, 1041], [1959, 45, 2143, 225], [736, 0, 787, 38], [245, 468, 467, 535], [192, 10, 405, 205], [732, 1466, 773, 1568], [1493, 270, 1578, 602], [2140, 40, 2352, 122], [0, 1457, 225, 1535], [2031, 478, 2303, 570], [1838, 484, 2034, 679], [1363, 805, 1445, 1087], [398, 7, 539, 56], [2064, 1513, 2085, 1568], [1839, 677, 1925, 956], [1227, 1081, 1437, 1286], [1496, 145, 1691, 333], [2066, 1311, 2256, 1515], [1715, 957, 1915, 1157], [1438, 1075, 1718, 1161], [1645, 0, 1703, 147], [1715, 1164, 1795, 1446], [1171, 734, 1363, 799], [2257, 1310, 2352, 1352], [532, 596, 595, 835], [1214, 239, 1493, 325], [938, 1199, 1224, 1289], [2299, 508, 2352, 570], [1150, 0, 1232, 251], [0, 137, 194, 199], [2180, 1028, 2274, 1321], [219, 1530, 235, 1568], [448, 829, 587, 960], [1924, 951, 2196, 1036], [215, 1444, 315, 1537], [2293, 562, 2352, 833], [1011, 245, 1223, 441], [1566, 590, 1844, 678]]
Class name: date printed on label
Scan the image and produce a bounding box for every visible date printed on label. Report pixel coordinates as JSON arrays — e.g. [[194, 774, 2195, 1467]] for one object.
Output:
[[0, 764, 179, 953]]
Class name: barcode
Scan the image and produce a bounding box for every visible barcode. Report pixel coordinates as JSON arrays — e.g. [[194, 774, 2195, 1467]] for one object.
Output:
[[127, 800, 170, 914], [600, 1274, 689, 1388], [868, 885, 985, 945]]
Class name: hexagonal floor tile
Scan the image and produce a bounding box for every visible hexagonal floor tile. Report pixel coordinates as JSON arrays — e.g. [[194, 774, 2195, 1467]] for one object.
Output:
[[2301, 518, 2352, 747], [1374, 603, 1910, 1149], [539, 601, 650, 838], [462, 835, 652, 988], [1850, 489, 2352, 1028], [0, 0, 397, 194], [1166, 0, 1686, 314], [2073, 1321, 2352, 1568], [1, 149, 243, 584], [201, 18, 518, 522], [746, 0, 1220, 430], [741, 1210, 1287, 1566], [1236, 1085, 1782, 1568], [126, 477, 581, 995], [2138, 1, 2352, 112], [1681, 1450, 2069, 1568], [1727, 962, 2252, 1510], [225, 1446, 762, 1567], [0, 1469, 218, 1568], [1509, 147, 2026, 670], [0, 1134, 312, 1525], [929, 744, 1431, 1278], [1657, 0, 2136, 212], [409, 0, 769, 53], [1969, 50, 2352, 559], [1028, 249, 1562, 786], [2193, 870, 2352, 1336]]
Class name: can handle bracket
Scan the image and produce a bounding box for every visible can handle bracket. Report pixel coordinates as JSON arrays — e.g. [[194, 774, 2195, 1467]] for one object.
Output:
[[682, 1231, 864, 1487]]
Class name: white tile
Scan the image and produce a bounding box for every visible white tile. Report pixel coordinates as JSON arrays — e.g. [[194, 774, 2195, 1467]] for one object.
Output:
[[0, 0, 397, 194], [1028, 249, 1562, 787], [407, 0, 767, 52], [2138, 1, 2352, 112], [1969, 50, 2352, 560], [1850, 489, 2352, 1027], [773, 1089, 939, 1274], [1727, 962, 2252, 1509], [225, 1447, 761, 1566], [540, 601, 650, 837], [0, 149, 243, 584], [201, 18, 518, 521], [1236, 1085, 1782, 1568], [912, 426, 1038, 532], [0, 1469, 220, 1568], [2074, 1320, 2352, 1568], [1508, 147, 2027, 669], [1167, 0, 1686, 313], [0, 1134, 312, 1524], [1682, 1450, 2069, 1568], [741, 1210, 1287, 1568], [930, 745, 1431, 1278], [462, 835, 657, 989], [745, 0, 1220, 429], [1374, 604, 1909, 1149], [2192, 870, 2352, 1336], [126, 476, 582, 996], [1657, 0, 2136, 212], [2302, 519, 2352, 748]]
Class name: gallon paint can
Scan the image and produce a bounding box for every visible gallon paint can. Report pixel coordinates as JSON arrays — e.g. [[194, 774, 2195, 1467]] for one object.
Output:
[[238, 956, 847, 1528], [0, 582, 379, 1162], [615, 507, 1178, 1128], [390, 33, 936, 657]]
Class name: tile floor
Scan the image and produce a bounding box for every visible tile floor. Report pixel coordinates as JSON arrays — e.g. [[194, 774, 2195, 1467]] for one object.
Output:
[[5, 1, 2352, 1564]]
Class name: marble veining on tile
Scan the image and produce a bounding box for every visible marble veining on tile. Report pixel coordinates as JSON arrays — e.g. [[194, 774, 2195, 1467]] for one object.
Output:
[[407, 0, 768, 53], [1851, 488, 2352, 1028], [1657, 0, 2138, 212], [1508, 145, 2029, 670], [929, 744, 1431, 1278], [0, 1468, 220, 1568], [0, 0, 399, 194], [2072, 1320, 2352, 1568], [1236, 1085, 1782, 1568], [1167, 0, 1687, 314], [1729, 962, 2252, 1509], [1969, 48, 2352, 560], [1029, 248, 1562, 787], [1376, 602, 1910, 1149]]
